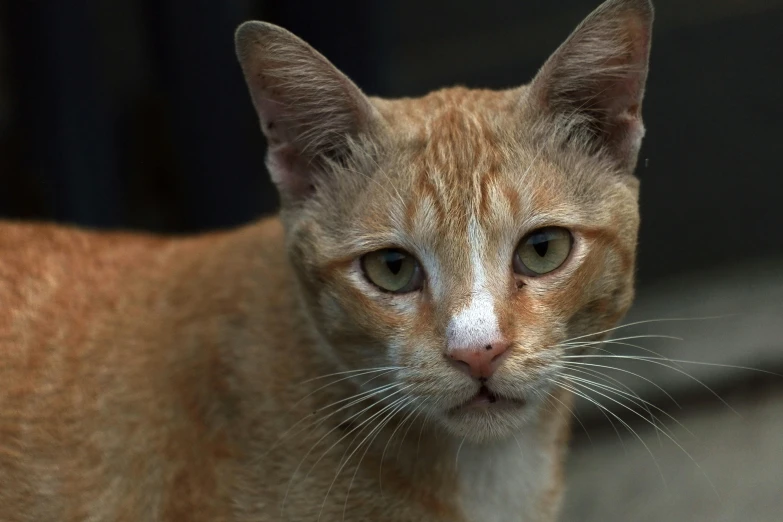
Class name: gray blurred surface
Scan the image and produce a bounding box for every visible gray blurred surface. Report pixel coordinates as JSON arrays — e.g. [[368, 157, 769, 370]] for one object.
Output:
[[563, 259, 783, 521], [571, 258, 783, 420], [563, 383, 783, 522]]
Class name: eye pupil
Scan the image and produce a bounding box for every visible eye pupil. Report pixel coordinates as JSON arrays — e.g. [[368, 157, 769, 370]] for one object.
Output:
[[383, 253, 405, 275], [533, 240, 549, 257]]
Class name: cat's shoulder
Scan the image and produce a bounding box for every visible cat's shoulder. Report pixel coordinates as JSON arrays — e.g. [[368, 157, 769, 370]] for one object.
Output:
[[0, 220, 169, 262], [0, 217, 284, 266]]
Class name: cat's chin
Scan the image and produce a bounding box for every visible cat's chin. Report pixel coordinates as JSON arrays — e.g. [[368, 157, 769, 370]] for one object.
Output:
[[439, 389, 533, 443]]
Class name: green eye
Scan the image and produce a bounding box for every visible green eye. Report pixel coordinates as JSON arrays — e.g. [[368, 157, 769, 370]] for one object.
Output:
[[361, 249, 424, 293], [514, 227, 573, 276]]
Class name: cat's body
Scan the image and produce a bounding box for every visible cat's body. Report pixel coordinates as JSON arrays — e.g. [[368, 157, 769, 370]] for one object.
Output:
[[0, 1, 653, 520], [0, 219, 568, 521]]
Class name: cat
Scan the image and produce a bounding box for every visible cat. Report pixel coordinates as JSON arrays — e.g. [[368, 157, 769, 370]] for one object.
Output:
[[0, 0, 653, 520]]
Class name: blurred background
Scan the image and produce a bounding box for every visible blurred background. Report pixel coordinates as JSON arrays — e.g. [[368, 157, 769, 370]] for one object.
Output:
[[1, 1, 781, 520]]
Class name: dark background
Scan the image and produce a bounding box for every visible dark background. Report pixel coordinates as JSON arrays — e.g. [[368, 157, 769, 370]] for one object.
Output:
[[1, 0, 782, 291]]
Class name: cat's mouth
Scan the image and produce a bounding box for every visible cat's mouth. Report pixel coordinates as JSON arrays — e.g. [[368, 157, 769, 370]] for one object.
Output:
[[455, 385, 527, 410]]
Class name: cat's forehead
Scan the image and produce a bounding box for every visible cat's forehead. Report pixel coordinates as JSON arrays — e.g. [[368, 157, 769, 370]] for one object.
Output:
[[352, 88, 592, 238], [372, 86, 521, 123], [373, 87, 521, 169]]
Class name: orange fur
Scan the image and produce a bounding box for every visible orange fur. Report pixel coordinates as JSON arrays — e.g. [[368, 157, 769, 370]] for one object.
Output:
[[0, 1, 653, 520]]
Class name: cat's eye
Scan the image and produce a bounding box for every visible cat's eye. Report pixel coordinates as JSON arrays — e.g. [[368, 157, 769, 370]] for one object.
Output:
[[514, 227, 573, 276], [361, 249, 424, 293]]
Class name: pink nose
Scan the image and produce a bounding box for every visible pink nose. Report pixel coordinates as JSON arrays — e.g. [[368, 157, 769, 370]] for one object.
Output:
[[448, 342, 510, 379]]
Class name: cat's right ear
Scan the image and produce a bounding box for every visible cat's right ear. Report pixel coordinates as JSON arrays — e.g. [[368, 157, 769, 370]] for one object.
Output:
[[526, 0, 654, 172], [235, 22, 380, 204]]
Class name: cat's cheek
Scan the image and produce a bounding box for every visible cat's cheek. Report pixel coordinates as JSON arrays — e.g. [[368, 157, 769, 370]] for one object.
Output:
[[510, 254, 616, 348], [553, 255, 636, 340], [315, 292, 350, 337], [535, 240, 610, 307], [313, 278, 413, 345], [341, 288, 441, 376], [390, 315, 441, 370], [502, 298, 568, 361]]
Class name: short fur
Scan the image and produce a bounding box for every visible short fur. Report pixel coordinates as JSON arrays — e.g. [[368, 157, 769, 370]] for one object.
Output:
[[0, 1, 653, 520]]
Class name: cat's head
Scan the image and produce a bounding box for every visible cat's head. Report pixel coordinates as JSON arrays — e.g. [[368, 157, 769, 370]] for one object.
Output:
[[236, 0, 652, 442]]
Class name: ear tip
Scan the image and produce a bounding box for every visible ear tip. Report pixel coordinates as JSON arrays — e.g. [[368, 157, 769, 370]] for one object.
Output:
[[631, 0, 655, 19], [235, 20, 270, 40], [610, 0, 655, 19], [234, 21, 291, 58]]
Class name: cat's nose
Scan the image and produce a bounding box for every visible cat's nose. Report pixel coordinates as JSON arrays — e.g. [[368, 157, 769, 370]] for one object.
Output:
[[448, 341, 510, 379]]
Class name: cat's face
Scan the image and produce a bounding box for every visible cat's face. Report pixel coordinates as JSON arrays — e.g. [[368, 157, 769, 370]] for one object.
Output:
[[287, 90, 640, 442], [237, 0, 652, 442]]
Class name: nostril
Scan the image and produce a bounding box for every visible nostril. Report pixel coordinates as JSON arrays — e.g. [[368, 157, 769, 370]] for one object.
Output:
[[449, 355, 471, 371], [484, 344, 492, 351]]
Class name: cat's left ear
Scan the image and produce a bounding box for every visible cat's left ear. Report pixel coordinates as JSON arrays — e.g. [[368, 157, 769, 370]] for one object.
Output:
[[527, 0, 654, 172], [235, 21, 381, 204]]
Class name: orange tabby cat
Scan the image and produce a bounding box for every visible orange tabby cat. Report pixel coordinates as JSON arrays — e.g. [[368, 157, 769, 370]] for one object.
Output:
[[0, 0, 652, 520]]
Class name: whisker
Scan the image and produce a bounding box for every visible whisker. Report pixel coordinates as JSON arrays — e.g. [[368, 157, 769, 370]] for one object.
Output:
[[561, 338, 683, 365], [313, 394, 413, 521], [394, 399, 428, 467], [280, 384, 411, 516], [269, 382, 402, 456], [512, 433, 525, 454], [559, 360, 681, 408], [567, 339, 694, 378], [562, 354, 783, 415], [379, 399, 424, 494], [455, 434, 468, 469], [572, 357, 736, 416], [338, 395, 410, 467], [305, 387, 412, 479], [294, 367, 402, 408], [298, 366, 404, 385], [562, 377, 719, 498], [565, 354, 782, 377], [544, 388, 593, 444], [563, 370, 693, 439], [561, 334, 683, 347], [341, 396, 419, 521], [520, 146, 545, 181], [559, 316, 730, 344], [567, 364, 676, 446], [559, 381, 627, 453], [358, 369, 400, 387], [416, 409, 433, 464], [552, 378, 666, 487], [562, 364, 667, 446]]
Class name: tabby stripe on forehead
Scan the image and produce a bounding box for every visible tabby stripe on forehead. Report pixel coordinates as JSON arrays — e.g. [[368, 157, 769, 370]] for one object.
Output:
[[407, 170, 446, 235]]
